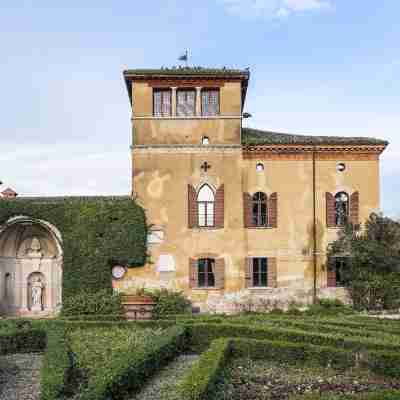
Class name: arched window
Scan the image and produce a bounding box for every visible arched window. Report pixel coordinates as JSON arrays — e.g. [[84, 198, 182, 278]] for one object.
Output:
[[198, 258, 215, 287], [335, 192, 349, 226], [252, 192, 268, 227], [197, 184, 215, 227]]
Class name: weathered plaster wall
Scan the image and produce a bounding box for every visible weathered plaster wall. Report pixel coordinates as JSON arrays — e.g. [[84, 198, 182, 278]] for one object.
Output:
[[131, 81, 242, 146], [117, 76, 382, 312], [116, 146, 381, 311]]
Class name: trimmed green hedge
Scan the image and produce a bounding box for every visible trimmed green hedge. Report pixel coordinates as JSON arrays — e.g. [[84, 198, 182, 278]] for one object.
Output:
[[0, 327, 46, 354], [176, 338, 232, 400], [227, 317, 400, 343], [61, 290, 124, 316], [78, 325, 188, 400], [0, 197, 147, 300], [231, 337, 400, 378], [60, 314, 126, 321], [40, 326, 70, 400], [185, 322, 400, 353], [232, 338, 353, 369]]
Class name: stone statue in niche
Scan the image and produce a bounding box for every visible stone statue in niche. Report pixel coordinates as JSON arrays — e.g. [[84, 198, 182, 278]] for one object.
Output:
[[26, 237, 43, 259], [30, 276, 44, 311]]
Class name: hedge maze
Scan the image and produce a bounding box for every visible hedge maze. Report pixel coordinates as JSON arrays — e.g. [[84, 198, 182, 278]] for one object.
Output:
[[1, 314, 400, 400]]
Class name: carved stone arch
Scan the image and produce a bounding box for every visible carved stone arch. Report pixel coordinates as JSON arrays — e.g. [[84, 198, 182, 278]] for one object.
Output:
[[0, 216, 63, 259], [0, 216, 63, 316]]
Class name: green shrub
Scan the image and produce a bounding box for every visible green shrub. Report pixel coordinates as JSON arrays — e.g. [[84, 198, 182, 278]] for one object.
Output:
[[0, 197, 147, 300], [176, 338, 232, 400], [61, 289, 123, 316], [0, 328, 46, 354], [150, 289, 191, 319], [305, 299, 354, 316], [226, 316, 400, 344], [185, 322, 400, 353], [60, 314, 126, 321], [40, 326, 70, 400], [232, 337, 354, 369], [70, 325, 187, 400], [327, 214, 400, 311]]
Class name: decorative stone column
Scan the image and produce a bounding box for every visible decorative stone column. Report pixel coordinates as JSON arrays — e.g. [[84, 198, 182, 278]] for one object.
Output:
[[196, 87, 202, 116], [171, 87, 177, 117]]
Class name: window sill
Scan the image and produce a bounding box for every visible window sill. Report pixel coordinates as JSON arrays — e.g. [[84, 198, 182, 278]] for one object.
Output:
[[133, 115, 242, 120], [192, 287, 223, 291], [246, 227, 276, 230], [248, 287, 273, 290], [190, 227, 223, 231]]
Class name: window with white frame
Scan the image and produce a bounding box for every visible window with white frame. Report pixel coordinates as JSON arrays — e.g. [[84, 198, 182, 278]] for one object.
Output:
[[197, 184, 215, 227]]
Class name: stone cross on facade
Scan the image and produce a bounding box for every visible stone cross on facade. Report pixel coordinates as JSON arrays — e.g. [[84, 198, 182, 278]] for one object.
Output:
[[201, 161, 211, 173]]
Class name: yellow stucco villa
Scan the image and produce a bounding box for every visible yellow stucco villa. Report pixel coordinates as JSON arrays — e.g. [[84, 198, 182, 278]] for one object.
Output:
[[115, 67, 388, 312]]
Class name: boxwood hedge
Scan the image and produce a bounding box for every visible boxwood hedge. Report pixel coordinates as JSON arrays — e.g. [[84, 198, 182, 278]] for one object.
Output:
[[0, 197, 147, 300], [176, 338, 232, 400], [185, 322, 400, 353], [39, 325, 70, 400]]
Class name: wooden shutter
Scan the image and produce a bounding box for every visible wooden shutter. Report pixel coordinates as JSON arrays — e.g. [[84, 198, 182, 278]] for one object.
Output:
[[350, 191, 359, 226], [268, 192, 278, 228], [214, 184, 225, 228], [245, 257, 253, 288], [327, 270, 337, 288], [188, 184, 198, 229], [268, 258, 278, 288], [326, 192, 336, 227], [214, 258, 225, 289], [189, 258, 198, 288], [243, 192, 253, 228]]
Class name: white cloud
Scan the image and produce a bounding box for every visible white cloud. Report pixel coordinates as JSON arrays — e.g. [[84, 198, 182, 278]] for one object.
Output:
[[220, 0, 332, 18]]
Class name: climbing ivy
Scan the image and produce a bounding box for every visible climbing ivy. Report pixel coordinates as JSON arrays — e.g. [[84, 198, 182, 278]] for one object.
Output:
[[0, 197, 147, 300]]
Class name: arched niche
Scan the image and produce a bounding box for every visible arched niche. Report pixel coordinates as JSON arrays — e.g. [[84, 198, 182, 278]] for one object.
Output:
[[0, 216, 63, 316]]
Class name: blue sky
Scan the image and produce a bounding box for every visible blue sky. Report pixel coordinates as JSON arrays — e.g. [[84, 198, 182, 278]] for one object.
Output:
[[1, 0, 399, 217]]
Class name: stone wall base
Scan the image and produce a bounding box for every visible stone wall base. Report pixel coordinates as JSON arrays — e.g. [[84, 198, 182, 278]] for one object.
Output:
[[192, 286, 351, 314]]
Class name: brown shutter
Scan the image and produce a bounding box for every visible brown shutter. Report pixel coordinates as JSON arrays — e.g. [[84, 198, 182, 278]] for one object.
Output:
[[188, 184, 198, 229], [214, 184, 224, 228], [268, 258, 278, 288], [268, 192, 278, 228], [327, 270, 337, 288], [326, 192, 336, 228], [350, 191, 359, 226], [245, 257, 253, 288], [243, 192, 253, 228], [214, 258, 225, 289], [189, 258, 198, 288]]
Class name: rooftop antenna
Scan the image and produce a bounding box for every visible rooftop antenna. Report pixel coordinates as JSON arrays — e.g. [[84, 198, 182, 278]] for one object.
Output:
[[178, 49, 189, 67]]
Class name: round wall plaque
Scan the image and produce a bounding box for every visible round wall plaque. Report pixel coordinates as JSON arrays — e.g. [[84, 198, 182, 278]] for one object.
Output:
[[111, 265, 126, 280]]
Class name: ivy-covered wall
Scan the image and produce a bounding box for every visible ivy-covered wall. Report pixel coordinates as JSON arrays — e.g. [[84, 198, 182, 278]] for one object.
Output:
[[0, 196, 147, 300]]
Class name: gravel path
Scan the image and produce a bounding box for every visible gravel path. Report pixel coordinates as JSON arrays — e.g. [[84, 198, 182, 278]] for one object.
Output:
[[0, 353, 43, 400], [130, 354, 199, 400]]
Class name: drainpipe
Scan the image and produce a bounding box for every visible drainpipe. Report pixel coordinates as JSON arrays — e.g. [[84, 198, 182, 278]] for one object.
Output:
[[312, 146, 317, 304]]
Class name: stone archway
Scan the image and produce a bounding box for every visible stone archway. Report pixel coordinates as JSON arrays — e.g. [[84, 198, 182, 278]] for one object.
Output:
[[0, 216, 63, 316]]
